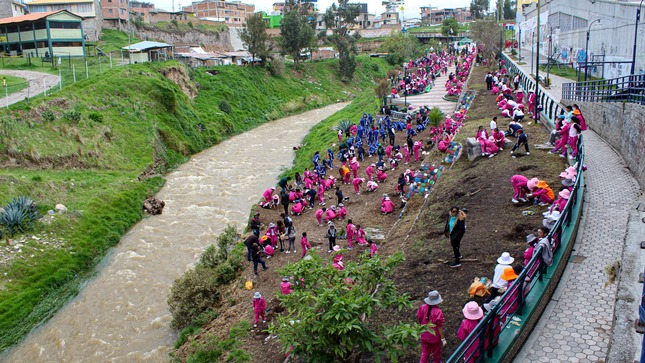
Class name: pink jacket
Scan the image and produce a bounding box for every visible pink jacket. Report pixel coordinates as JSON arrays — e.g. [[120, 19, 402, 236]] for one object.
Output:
[[381, 200, 395, 213], [325, 209, 337, 221], [369, 243, 378, 257], [457, 318, 481, 362], [352, 178, 363, 187], [523, 245, 535, 266], [417, 304, 444, 343], [346, 223, 355, 237], [338, 206, 347, 218], [510, 175, 528, 188], [253, 297, 266, 313], [365, 165, 374, 179], [280, 281, 292, 295], [263, 188, 273, 202]]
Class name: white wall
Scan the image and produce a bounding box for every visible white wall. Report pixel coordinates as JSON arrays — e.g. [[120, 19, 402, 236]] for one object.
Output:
[[519, 0, 645, 78]]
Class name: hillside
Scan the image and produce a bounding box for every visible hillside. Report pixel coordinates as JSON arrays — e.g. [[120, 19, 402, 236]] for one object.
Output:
[[0, 57, 389, 352]]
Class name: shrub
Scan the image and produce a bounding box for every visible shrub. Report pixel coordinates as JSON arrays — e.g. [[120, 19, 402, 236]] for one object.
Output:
[[187, 21, 194, 28], [171, 19, 179, 27], [88, 112, 104, 123], [268, 56, 285, 77], [371, 63, 379, 72], [175, 326, 201, 349], [218, 100, 231, 114], [427, 107, 444, 127], [0, 196, 39, 237], [41, 110, 55, 123], [168, 267, 221, 330], [63, 110, 82, 124]]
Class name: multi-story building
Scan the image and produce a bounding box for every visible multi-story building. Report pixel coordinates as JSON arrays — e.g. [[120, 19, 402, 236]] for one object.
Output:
[[271, 1, 314, 15], [130, 1, 154, 22], [101, 0, 127, 28], [182, 0, 254, 27], [420, 6, 471, 25], [26, 0, 101, 40], [0, 9, 86, 57], [0, 0, 28, 19], [348, 3, 375, 29], [376, 11, 400, 28]]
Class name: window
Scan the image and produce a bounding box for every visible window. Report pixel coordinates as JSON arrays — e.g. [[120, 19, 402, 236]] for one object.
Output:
[[52, 41, 82, 46], [29, 5, 48, 12], [49, 21, 81, 29], [76, 3, 92, 13], [108, 8, 113, 13]]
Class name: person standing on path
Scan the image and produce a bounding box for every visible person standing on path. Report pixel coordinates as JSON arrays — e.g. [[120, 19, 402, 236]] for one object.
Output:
[[326, 223, 337, 252], [251, 240, 268, 276], [417, 290, 446, 363], [250, 213, 261, 238], [444, 206, 467, 268], [252, 292, 266, 328]]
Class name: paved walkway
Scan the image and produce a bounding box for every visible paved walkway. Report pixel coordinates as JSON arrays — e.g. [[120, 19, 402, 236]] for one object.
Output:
[[0, 69, 60, 106], [510, 55, 643, 362], [404, 65, 458, 114]]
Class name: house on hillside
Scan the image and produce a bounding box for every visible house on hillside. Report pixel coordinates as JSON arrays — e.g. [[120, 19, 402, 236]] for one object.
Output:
[[0, 0, 28, 19], [176, 46, 232, 67], [0, 10, 86, 57], [26, 0, 101, 40], [122, 40, 172, 63]]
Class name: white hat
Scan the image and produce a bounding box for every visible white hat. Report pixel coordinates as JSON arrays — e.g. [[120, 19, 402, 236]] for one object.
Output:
[[424, 290, 443, 305], [254, 292, 262, 299], [497, 252, 514, 265]]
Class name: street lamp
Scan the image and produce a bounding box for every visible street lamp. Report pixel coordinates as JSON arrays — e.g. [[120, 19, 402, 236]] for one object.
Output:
[[545, 24, 557, 86], [584, 18, 601, 82], [631, 0, 644, 75]]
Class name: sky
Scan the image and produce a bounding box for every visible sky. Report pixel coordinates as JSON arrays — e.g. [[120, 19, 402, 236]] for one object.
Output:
[[150, 0, 473, 21]]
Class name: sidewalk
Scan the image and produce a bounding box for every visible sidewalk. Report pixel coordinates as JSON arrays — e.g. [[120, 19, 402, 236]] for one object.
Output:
[[510, 56, 643, 362], [0, 70, 60, 106], [403, 64, 458, 114]]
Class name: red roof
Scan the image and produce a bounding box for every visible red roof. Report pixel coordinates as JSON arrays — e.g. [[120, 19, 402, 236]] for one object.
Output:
[[0, 10, 70, 25]]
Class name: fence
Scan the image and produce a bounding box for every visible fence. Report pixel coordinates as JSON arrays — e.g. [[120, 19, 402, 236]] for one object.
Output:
[[0, 51, 172, 107], [500, 53, 567, 128], [445, 54, 587, 363], [562, 74, 645, 105]]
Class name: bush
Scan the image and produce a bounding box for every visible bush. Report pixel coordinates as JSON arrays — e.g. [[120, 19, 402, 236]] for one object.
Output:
[[175, 326, 201, 349], [268, 56, 285, 77], [0, 196, 39, 237], [88, 112, 104, 123], [63, 110, 82, 124], [41, 110, 55, 123], [371, 63, 379, 72], [168, 267, 221, 330], [218, 100, 232, 114], [187, 21, 193, 28], [427, 107, 444, 127]]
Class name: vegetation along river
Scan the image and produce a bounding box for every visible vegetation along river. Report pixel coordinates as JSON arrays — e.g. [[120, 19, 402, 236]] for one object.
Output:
[[2, 103, 349, 362]]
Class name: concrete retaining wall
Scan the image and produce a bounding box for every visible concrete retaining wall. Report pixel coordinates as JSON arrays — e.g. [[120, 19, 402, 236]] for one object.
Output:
[[563, 99, 645, 188]]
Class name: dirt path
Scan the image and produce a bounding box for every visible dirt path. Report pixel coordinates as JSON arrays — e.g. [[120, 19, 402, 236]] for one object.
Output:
[[0, 70, 60, 106]]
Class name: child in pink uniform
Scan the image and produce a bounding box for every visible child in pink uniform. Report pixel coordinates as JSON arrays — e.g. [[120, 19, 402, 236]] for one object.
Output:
[[385, 145, 393, 160], [337, 203, 347, 219], [324, 176, 335, 190], [317, 183, 325, 205], [352, 177, 364, 194], [346, 220, 355, 249], [365, 164, 375, 181], [355, 225, 367, 245], [476, 126, 490, 156], [510, 174, 529, 203], [266, 223, 278, 247], [413, 141, 422, 161], [300, 232, 311, 258], [315, 208, 326, 226], [292, 200, 304, 215], [252, 292, 266, 328], [376, 168, 387, 182], [457, 301, 484, 363], [280, 277, 293, 295], [350, 158, 360, 178], [262, 187, 275, 204], [418, 291, 446, 363], [403, 144, 411, 164], [381, 196, 395, 214], [492, 128, 505, 150], [324, 208, 337, 222], [568, 117, 582, 158], [366, 180, 378, 192], [369, 240, 379, 257], [551, 122, 570, 156]]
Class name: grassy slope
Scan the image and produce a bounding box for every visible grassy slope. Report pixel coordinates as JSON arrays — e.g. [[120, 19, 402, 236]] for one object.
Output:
[[0, 56, 389, 352], [0, 75, 28, 95]]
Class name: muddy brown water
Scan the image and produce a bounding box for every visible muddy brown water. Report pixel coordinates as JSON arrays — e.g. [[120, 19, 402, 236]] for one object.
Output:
[[1, 103, 349, 363]]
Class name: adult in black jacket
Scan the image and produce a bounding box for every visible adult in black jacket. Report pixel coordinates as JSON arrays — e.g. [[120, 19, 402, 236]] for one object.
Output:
[[244, 235, 258, 261], [444, 206, 467, 267]]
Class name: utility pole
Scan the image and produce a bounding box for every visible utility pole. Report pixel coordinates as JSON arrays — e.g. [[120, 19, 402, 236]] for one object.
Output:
[[630, 0, 643, 75], [535, 0, 540, 117], [127, 0, 131, 64]]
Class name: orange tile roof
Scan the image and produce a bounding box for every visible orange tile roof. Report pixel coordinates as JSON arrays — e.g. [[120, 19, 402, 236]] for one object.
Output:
[[0, 10, 65, 25]]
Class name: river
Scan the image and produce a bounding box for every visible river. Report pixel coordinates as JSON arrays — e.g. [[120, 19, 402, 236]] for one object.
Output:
[[2, 103, 349, 363]]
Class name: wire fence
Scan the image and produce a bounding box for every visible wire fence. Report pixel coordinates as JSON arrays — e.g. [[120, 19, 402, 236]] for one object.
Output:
[[0, 51, 168, 107]]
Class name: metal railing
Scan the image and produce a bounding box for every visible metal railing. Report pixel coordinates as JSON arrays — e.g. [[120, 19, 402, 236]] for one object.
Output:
[[562, 74, 645, 105], [500, 53, 566, 128], [446, 137, 585, 362]]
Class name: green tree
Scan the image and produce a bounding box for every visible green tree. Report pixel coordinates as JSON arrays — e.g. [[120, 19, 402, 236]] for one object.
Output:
[[503, 0, 515, 20], [375, 78, 391, 106], [321, 0, 361, 81], [470, 19, 503, 61], [470, 0, 490, 20], [269, 252, 424, 362], [240, 13, 270, 65], [378, 31, 424, 65], [280, 8, 315, 68], [441, 17, 460, 37]]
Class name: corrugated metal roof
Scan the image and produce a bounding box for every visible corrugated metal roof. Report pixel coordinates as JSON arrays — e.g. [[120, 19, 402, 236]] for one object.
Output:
[[0, 10, 75, 25], [122, 41, 173, 51]]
